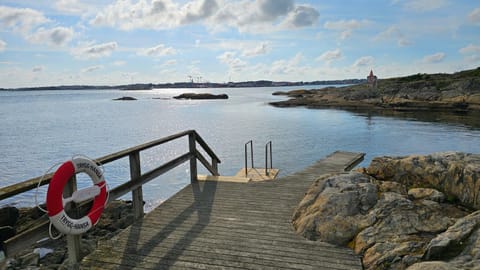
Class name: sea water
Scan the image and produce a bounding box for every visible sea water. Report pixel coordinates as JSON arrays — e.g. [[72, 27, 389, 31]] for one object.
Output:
[[1, 86, 479, 207]]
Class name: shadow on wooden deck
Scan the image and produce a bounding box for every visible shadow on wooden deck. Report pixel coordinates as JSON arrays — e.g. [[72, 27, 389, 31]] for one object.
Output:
[[82, 151, 365, 269]]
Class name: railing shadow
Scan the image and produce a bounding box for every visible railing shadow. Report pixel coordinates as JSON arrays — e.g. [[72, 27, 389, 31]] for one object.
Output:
[[118, 179, 217, 269]]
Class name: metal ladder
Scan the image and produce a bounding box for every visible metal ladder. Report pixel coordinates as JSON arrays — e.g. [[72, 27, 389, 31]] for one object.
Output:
[[244, 140, 273, 177]]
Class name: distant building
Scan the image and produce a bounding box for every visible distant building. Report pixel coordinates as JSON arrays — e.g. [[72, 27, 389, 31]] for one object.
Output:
[[367, 70, 378, 88]]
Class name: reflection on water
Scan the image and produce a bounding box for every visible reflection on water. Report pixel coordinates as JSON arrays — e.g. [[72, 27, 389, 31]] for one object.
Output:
[[352, 109, 480, 130]]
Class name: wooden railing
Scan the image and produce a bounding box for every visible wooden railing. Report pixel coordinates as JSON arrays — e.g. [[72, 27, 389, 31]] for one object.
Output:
[[0, 130, 221, 264]]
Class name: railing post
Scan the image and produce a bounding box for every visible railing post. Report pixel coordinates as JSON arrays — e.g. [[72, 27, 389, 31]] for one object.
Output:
[[265, 141, 273, 176], [265, 143, 269, 176], [189, 132, 198, 182], [269, 141, 273, 170], [129, 151, 144, 220], [65, 175, 81, 268], [245, 140, 254, 177], [245, 143, 248, 177], [212, 158, 219, 176]]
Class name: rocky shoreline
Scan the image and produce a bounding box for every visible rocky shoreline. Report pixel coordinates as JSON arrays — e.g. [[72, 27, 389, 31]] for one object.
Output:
[[271, 67, 480, 112], [293, 152, 480, 269], [1, 200, 135, 269]]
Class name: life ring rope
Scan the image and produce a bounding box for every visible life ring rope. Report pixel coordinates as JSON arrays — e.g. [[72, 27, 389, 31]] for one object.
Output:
[[45, 156, 108, 236]]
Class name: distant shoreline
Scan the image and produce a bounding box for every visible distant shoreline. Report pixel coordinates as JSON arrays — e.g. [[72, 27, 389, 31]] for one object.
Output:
[[0, 79, 364, 91]]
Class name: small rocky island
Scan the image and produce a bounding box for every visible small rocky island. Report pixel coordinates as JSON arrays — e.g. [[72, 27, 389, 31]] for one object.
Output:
[[293, 152, 480, 269], [173, 93, 228, 100], [112, 96, 137, 101], [271, 67, 480, 112]]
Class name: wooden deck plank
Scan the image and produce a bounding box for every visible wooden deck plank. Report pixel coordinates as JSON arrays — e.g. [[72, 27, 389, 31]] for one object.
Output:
[[235, 168, 280, 181], [81, 151, 365, 269]]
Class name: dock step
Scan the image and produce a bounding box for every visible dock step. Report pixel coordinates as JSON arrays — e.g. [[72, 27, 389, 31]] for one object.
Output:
[[198, 168, 279, 183], [235, 167, 279, 181], [197, 175, 251, 183]]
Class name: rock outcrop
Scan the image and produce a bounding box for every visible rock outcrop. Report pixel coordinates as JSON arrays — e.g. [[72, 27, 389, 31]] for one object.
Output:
[[173, 93, 228, 100], [293, 152, 480, 269], [366, 152, 480, 210], [112, 96, 137, 101], [271, 67, 480, 112]]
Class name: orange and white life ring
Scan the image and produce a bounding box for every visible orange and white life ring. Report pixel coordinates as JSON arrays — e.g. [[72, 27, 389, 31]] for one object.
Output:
[[46, 157, 107, 235]]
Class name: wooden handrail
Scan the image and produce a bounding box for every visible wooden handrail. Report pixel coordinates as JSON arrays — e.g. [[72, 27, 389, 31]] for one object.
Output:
[[0, 130, 221, 261], [194, 132, 221, 162], [0, 130, 219, 201]]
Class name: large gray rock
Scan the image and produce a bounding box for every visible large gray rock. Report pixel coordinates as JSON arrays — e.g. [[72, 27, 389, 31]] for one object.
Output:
[[293, 152, 479, 270], [354, 193, 461, 269], [425, 210, 480, 260], [292, 172, 378, 245], [406, 261, 461, 270], [408, 188, 446, 202], [366, 152, 480, 209]]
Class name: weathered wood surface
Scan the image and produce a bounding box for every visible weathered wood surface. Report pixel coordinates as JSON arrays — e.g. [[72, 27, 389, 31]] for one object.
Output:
[[235, 168, 280, 181], [81, 151, 364, 269]]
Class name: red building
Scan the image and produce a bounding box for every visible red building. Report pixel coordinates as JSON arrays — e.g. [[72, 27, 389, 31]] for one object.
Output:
[[367, 70, 377, 88]]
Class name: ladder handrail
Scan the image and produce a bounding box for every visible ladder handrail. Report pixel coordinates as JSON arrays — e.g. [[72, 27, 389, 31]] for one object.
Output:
[[265, 141, 272, 176], [244, 140, 254, 176]]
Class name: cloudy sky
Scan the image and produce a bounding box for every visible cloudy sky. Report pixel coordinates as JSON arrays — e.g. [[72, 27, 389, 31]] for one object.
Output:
[[0, 0, 479, 88]]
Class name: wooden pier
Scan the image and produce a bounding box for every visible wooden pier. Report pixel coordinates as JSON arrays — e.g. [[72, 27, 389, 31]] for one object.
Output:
[[81, 151, 365, 269]]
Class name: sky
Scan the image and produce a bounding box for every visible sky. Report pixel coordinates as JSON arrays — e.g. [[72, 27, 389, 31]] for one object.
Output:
[[0, 0, 479, 88]]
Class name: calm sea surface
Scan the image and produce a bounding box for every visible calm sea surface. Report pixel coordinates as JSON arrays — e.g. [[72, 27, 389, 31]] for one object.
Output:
[[1, 86, 480, 208]]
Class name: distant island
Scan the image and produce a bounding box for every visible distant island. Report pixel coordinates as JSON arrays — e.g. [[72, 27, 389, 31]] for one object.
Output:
[[270, 67, 480, 112], [173, 93, 229, 100], [0, 79, 364, 91]]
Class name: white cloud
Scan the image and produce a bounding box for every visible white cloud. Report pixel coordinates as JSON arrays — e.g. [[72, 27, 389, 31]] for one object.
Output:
[[72, 42, 118, 59], [465, 55, 480, 63], [352, 56, 374, 67], [90, 0, 211, 30], [27, 27, 74, 46], [181, 0, 219, 24], [0, 5, 49, 33], [162, 59, 177, 66], [375, 26, 412, 47], [422, 52, 445, 63], [469, 8, 480, 25], [0, 6, 75, 47], [217, 51, 247, 73], [398, 0, 449, 12], [282, 5, 319, 28], [0, 40, 6, 52], [459, 44, 480, 54], [324, 19, 370, 39], [317, 48, 342, 63], [54, 0, 91, 15], [270, 53, 304, 75], [32, 65, 44, 72], [112, 61, 126, 66], [81, 65, 104, 73], [459, 44, 480, 63], [258, 0, 294, 20], [242, 42, 270, 57], [90, 0, 319, 33], [138, 44, 177, 57]]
